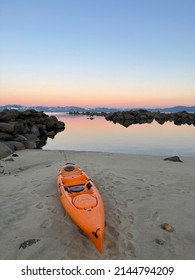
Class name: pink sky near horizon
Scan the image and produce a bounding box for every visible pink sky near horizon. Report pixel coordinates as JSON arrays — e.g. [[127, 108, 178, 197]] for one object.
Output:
[[0, 86, 194, 108], [1, 73, 194, 108]]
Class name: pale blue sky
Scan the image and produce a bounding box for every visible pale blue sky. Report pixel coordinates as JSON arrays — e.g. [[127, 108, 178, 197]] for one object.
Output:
[[0, 0, 194, 107]]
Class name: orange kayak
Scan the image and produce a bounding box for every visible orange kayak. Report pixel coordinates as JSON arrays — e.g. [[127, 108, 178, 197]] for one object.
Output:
[[57, 163, 105, 253]]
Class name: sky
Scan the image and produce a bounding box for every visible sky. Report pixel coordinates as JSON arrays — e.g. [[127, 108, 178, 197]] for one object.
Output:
[[0, 0, 194, 108]]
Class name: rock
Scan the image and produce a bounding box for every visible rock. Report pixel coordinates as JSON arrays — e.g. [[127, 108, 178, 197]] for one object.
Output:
[[123, 112, 134, 121], [155, 117, 166, 125], [0, 142, 13, 159], [155, 238, 165, 245], [116, 112, 125, 122], [31, 124, 40, 137], [48, 115, 58, 122], [55, 121, 65, 131], [164, 156, 183, 162], [1, 141, 15, 152], [0, 122, 15, 133], [19, 239, 40, 249], [23, 133, 40, 143], [21, 109, 38, 117], [105, 109, 195, 127], [45, 121, 56, 131], [8, 141, 25, 150], [5, 157, 14, 161], [0, 109, 65, 158], [160, 223, 174, 232], [146, 118, 153, 124], [0, 132, 14, 141], [24, 140, 37, 149], [14, 134, 28, 143], [46, 131, 56, 138], [122, 120, 134, 127], [1, 109, 20, 122], [36, 124, 46, 134]]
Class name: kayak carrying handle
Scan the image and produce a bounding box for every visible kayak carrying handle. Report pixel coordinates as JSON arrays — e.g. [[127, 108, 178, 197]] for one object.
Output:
[[92, 228, 100, 239]]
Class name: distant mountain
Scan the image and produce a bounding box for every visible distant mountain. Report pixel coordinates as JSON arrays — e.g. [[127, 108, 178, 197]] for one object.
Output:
[[0, 104, 87, 113], [0, 104, 195, 113], [0, 104, 122, 113], [149, 106, 195, 113]]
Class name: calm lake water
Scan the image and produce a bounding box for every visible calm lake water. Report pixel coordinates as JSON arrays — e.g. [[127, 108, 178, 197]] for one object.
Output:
[[44, 113, 195, 156]]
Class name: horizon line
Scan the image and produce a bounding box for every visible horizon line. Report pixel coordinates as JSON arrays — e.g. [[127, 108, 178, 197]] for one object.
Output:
[[0, 104, 195, 109]]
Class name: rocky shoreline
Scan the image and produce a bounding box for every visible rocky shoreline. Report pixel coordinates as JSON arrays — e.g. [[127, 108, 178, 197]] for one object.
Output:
[[0, 109, 65, 159], [105, 109, 195, 127]]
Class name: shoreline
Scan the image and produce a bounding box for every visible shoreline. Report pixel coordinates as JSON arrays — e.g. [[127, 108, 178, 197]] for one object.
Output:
[[0, 149, 195, 259]]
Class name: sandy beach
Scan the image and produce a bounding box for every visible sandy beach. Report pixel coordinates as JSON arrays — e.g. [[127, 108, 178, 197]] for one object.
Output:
[[0, 149, 195, 260]]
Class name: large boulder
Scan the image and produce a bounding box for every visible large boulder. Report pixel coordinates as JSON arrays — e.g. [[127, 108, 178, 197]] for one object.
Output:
[[55, 121, 65, 131], [116, 113, 125, 122], [31, 124, 40, 137], [0, 132, 14, 141], [8, 141, 25, 150], [0, 122, 15, 133], [123, 112, 134, 121], [24, 140, 37, 149], [1, 109, 20, 122], [0, 142, 13, 159], [23, 133, 40, 142]]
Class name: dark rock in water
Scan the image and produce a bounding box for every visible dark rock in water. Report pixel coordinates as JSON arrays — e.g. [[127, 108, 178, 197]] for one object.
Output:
[[122, 120, 133, 127], [46, 131, 56, 138], [19, 239, 40, 249], [105, 109, 195, 127], [164, 156, 183, 162]]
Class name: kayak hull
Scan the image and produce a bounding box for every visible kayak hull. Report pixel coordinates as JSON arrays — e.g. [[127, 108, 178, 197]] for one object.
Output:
[[57, 163, 105, 253]]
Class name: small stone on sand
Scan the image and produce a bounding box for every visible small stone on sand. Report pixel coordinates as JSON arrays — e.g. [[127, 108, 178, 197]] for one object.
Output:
[[160, 223, 174, 232]]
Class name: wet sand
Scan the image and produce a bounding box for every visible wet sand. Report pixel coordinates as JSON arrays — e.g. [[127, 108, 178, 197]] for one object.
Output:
[[0, 149, 195, 259]]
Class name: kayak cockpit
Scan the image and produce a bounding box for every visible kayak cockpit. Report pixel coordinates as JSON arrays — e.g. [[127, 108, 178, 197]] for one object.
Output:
[[64, 185, 85, 193]]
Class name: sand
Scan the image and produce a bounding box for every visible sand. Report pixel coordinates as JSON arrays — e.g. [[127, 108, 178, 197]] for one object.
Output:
[[0, 149, 195, 260]]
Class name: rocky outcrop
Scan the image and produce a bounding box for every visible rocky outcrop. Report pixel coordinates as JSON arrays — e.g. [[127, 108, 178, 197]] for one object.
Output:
[[105, 110, 195, 127], [0, 109, 65, 159], [69, 111, 107, 117]]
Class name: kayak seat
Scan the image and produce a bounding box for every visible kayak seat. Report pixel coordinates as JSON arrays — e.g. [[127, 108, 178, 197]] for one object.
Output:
[[70, 186, 84, 193], [64, 165, 75, 172], [65, 185, 85, 193]]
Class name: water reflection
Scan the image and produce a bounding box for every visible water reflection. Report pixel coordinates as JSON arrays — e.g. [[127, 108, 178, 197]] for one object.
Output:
[[44, 114, 195, 156]]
